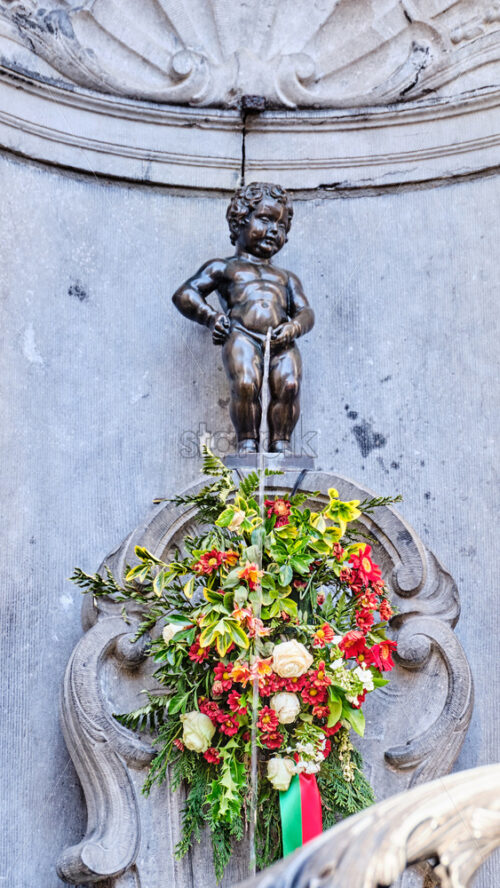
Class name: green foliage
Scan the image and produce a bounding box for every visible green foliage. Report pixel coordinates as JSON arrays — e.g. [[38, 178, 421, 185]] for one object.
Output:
[[70, 564, 124, 598], [255, 778, 282, 870], [318, 745, 375, 827], [114, 693, 168, 733], [358, 493, 402, 515]]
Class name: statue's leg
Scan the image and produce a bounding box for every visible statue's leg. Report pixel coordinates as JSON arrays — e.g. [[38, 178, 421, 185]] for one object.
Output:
[[222, 330, 263, 450], [268, 344, 302, 451]]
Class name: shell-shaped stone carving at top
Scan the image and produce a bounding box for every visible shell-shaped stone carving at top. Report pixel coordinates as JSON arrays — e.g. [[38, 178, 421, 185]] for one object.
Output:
[[1, 0, 500, 107]]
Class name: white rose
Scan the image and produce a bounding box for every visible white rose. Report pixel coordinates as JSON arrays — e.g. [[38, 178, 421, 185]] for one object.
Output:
[[270, 692, 301, 724], [272, 639, 313, 677], [228, 509, 246, 531], [267, 756, 296, 791], [180, 711, 215, 753], [162, 623, 182, 644]]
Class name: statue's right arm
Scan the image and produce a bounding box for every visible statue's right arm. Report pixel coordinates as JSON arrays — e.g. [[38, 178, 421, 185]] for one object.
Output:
[[172, 259, 227, 328]]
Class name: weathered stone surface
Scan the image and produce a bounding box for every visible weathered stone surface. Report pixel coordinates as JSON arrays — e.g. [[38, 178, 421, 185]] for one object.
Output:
[[236, 764, 500, 888], [0, 65, 498, 189], [0, 154, 498, 886]]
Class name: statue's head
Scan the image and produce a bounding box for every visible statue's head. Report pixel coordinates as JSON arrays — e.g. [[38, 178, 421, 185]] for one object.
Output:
[[226, 182, 293, 259]]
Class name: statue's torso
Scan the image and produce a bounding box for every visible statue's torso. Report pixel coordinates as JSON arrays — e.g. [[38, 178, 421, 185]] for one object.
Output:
[[218, 257, 290, 335]]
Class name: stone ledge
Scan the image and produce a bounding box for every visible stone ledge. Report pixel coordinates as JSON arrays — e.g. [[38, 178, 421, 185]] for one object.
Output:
[[0, 66, 499, 189]]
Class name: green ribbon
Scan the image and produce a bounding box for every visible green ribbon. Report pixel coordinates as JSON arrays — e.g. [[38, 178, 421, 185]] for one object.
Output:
[[279, 775, 302, 856]]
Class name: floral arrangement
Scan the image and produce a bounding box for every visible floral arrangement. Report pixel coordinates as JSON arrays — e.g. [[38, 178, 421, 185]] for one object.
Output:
[[72, 452, 399, 880]]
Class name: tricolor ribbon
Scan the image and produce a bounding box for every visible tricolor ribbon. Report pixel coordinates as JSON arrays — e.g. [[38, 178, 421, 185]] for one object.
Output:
[[279, 774, 323, 856]]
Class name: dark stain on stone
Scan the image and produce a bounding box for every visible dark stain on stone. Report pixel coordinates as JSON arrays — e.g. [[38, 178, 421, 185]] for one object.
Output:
[[29, 536, 36, 545], [420, 460, 425, 466], [347, 410, 358, 420], [397, 529, 413, 545], [377, 456, 389, 475], [69, 281, 88, 302], [459, 545, 477, 558], [391, 461, 400, 469], [380, 375, 392, 383], [352, 420, 387, 458], [424, 491, 431, 500], [218, 397, 230, 409]]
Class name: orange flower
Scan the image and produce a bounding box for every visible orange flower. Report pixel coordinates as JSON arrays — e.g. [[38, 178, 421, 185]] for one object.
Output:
[[238, 560, 264, 590], [250, 657, 273, 679], [313, 623, 335, 647], [231, 661, 252, 685], [223, 550, 239, 567]]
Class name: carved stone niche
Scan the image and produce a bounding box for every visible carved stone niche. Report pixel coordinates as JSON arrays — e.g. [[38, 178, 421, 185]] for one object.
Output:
[[57, 471, 474, 888]]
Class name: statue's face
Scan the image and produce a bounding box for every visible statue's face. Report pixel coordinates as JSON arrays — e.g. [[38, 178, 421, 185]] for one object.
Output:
[[238, 198, 289, 258]]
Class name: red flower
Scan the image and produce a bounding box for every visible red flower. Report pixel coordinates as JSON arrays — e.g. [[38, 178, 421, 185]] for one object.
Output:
[[301, 683, 327, 706], [316, 592, 325, 606], [199, 699, 222, 722], [366, 640, 397, 671], [212, 681, 224, 697], [218, 712, 240, 736], [257, 706, 280, 732], [258, 673, 281, 696], [332, 543, 345, 562], [237, 561, 264, 590], [293, 578, 307, 590], [339, 630, 368, 661], [339, 566, 353, 584], [356, 608, 375, 634], [325, 721, 342, 737], [227, 690, 248, 715], [351, 690, 367, 709], [357, 590, 379, 610], [311, 661, 332, 689], [379, 599, 393, 621], [260, 730, 284, 750], [188, 638, 210, 663], [173, 738, 185, 751], [312, 703, 330, 719], [313, 623, 335, 647], [203, 747, 221, 764], [349, 545, 382, 587], [214, 662, 234, 691], [265, 498, 291, 527], [283, 674, 306, 692], [323, 739, 332, 758], [193, 549, 224, 575]]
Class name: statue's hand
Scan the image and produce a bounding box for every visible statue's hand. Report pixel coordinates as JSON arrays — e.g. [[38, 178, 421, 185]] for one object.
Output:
[[210, 312, 231, 345], [272, 321, 300, 347]]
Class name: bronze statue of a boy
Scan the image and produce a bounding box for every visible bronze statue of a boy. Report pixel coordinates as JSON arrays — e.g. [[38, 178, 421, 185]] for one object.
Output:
[[172, 182, 314, 454]]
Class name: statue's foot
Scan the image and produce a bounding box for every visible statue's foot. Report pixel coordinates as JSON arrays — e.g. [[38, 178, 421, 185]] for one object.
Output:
[[269, 439, 293, 455], [238, 439, 258, 454]]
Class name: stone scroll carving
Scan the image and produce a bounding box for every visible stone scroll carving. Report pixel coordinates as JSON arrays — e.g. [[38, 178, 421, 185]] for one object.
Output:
[[235, 764, 500, 888], [58, 470, 473, 887], [1, 1, 500, 108]]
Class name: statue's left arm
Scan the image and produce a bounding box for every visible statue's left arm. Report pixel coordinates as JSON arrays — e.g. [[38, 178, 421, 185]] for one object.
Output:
[[287, 271, 315, 336]]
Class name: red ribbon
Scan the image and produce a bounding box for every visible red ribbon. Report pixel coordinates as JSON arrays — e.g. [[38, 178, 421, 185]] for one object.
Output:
[[298, 773, 323, 843]]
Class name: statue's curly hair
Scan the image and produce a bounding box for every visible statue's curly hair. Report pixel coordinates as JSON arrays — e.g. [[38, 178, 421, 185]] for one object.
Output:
[[226, 182, 293, 245]]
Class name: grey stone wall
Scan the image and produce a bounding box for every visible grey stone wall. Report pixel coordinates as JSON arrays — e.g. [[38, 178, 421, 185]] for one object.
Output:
[[0, 151, 498, 886]]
